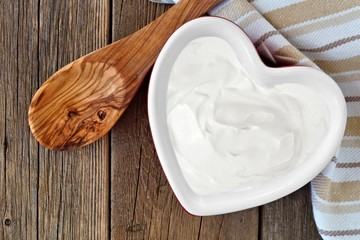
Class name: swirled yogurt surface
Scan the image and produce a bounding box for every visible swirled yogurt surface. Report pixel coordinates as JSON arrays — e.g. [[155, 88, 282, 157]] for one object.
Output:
[[167, 37, 329, 195]]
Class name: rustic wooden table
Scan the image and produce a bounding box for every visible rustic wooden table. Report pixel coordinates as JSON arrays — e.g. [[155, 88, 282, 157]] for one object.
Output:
[[0, 0, 322, 239]]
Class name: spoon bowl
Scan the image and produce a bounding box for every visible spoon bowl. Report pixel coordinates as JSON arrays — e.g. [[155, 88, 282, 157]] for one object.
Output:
[[28, 0, 221, 150]]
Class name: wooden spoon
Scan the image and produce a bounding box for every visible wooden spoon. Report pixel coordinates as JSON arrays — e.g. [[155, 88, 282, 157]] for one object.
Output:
[[28, 0, 221, 150]]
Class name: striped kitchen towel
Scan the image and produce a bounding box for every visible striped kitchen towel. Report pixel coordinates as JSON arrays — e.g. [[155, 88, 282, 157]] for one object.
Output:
[[209, 1, 360, 239]]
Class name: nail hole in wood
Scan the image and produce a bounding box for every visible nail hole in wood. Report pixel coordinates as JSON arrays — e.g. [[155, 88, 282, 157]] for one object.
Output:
[[4, 218, 11, 226]]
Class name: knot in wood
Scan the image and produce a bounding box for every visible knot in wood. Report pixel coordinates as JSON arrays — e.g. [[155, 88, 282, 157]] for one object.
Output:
[[67, 110, 78, 118], [4, 218, 11, 226], [97, 110, 106, 121]]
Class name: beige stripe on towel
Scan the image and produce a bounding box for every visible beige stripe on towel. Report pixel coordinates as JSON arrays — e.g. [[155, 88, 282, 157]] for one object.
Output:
[[312, 174, 360, 202], [263, 0, 359, 29]]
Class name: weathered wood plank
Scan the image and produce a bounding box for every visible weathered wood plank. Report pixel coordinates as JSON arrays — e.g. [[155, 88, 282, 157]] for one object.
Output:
[[260, 184, 321, 240], [110, 1, 259, 239], [110, 77, 203, 240], [0, 0, 39, 239], [110, 2, 172, 239], [199, 209, 259, 240], [37, 0, 110, 239]]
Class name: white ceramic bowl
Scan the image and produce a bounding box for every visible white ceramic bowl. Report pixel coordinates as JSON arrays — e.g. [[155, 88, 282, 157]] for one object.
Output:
[[148, 17, 347, 216]]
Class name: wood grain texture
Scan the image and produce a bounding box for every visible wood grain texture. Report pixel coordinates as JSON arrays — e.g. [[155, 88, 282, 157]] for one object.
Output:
[[37, 0, 109, 239], [260, 184, 321, 240], [28, 0, 221, 151], [0, 0, 39, 239], [199, 209, 259, 240]]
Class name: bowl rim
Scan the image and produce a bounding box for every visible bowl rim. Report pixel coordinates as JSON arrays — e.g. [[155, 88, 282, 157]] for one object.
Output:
[[148, 16, 347, 216]]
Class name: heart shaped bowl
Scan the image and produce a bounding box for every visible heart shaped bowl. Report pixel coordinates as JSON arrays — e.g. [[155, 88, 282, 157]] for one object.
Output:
[[148, 17, 347, 216]]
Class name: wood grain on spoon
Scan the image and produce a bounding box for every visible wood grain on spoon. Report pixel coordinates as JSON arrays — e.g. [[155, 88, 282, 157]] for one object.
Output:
[[28, 0, 221, 150]]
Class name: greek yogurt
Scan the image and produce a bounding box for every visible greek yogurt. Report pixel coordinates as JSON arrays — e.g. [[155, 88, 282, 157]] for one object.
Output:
[[167, 37, 329, 195]]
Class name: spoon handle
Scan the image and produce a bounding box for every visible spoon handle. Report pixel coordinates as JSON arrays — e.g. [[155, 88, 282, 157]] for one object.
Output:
[[91, 0, 222, 104], [29, 0, 221, 150]]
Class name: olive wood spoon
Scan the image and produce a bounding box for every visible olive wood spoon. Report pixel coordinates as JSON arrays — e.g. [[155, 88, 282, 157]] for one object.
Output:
[[29, 0, 221, 150]]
